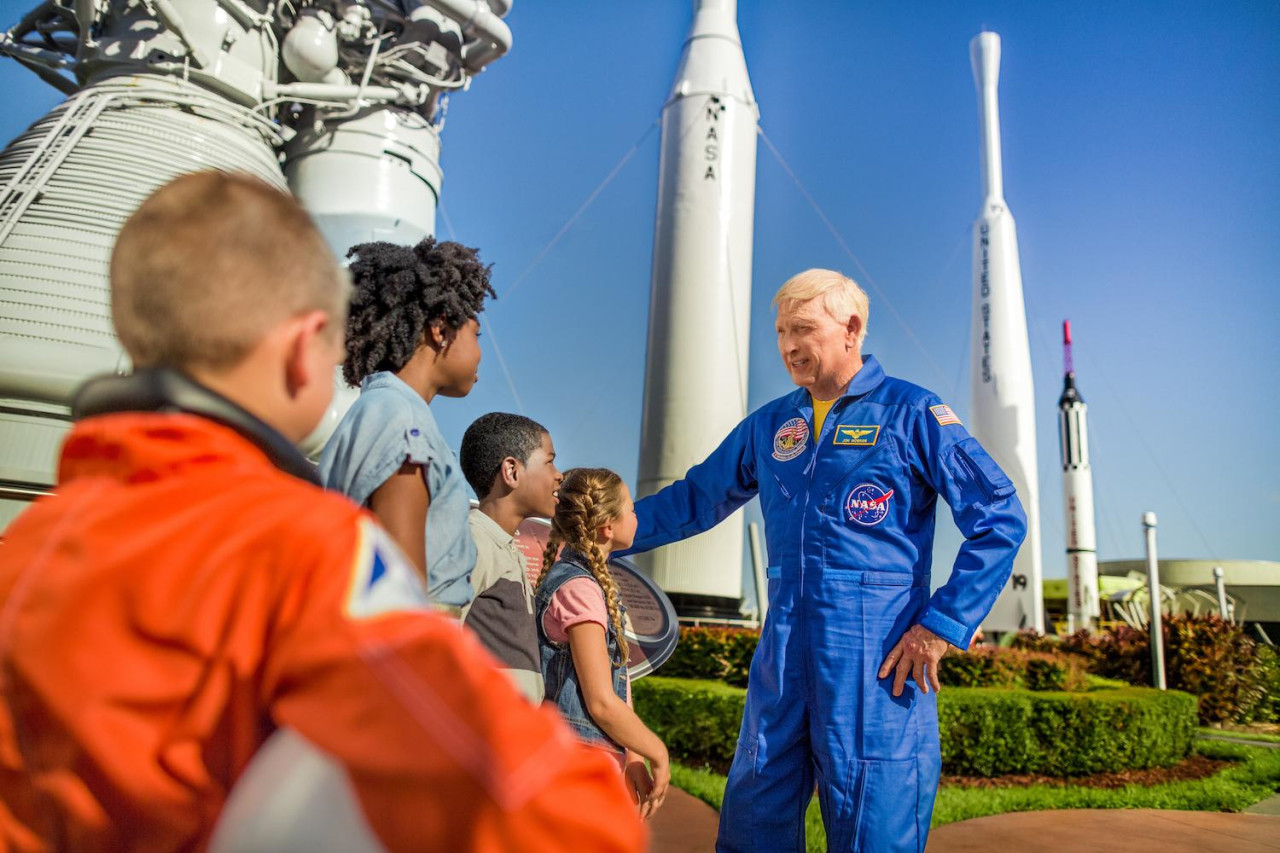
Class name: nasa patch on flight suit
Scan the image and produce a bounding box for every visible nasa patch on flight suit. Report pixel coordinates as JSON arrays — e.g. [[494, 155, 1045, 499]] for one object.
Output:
[[832, 424, 880, 447], [344, 518, 431, 620], [845, 483, 895, 526], [772, 417, 810, 461]]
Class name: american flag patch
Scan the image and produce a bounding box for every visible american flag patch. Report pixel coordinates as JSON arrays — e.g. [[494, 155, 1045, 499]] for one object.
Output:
[[930, 404, 962, 426], [777, 423, 807, 441], [772, 417, 810, 461]]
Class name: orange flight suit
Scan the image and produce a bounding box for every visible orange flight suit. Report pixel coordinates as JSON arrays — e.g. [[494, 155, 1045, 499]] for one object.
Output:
[[0, 412, 645, 852]]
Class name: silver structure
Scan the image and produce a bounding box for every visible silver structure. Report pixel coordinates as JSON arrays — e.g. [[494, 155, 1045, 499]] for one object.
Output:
[[968, 31, 1044, 633], [636, 0, 758, 618], [1142, 511, 1167, 690], [0, 0, 512, 529]]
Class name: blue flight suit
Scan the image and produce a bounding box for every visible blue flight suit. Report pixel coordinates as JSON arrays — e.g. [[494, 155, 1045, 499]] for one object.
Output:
[[626, 356, 1026, 852]]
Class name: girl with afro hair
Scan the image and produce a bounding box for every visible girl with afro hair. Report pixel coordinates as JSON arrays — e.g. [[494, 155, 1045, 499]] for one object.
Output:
[[320, 237, 495, 614]]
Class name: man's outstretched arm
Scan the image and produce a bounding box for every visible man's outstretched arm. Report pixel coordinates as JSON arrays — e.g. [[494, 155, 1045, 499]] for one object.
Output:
[[622, 415, 760, 556]]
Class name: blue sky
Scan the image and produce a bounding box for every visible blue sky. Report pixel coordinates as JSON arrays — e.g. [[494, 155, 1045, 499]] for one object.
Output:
[[2, 0, 1277, 591]]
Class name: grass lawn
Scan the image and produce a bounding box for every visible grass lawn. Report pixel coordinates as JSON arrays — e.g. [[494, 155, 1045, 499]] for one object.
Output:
[[1199, 727, 1280, 745], [672, 741, 1280, 853]]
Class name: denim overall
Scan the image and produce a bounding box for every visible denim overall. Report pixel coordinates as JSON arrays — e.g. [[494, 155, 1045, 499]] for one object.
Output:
[[536, 551, 628, 753]]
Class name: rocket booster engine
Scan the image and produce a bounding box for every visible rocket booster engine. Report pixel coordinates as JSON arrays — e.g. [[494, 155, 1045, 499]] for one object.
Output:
[[968, 31, 1045, 633], [0, 0, 512, 528]]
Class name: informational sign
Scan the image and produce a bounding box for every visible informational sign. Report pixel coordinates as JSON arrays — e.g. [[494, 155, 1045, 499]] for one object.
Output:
[[515, 517, 679, 679]]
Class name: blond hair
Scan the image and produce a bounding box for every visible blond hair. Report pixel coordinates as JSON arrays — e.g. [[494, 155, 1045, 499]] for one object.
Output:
[[538, 468, 630, 666], [772, 268, 869, 347], [110, 171, 348, 372]]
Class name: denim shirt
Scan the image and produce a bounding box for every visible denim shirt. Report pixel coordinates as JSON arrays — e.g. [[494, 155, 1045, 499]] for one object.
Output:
[[319, 371, 475, 611], [536, 551, 628, 752]]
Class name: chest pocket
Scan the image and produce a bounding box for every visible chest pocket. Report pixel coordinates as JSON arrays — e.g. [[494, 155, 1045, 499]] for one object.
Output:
[[821, 437, 906, 524], [765, 456, 808, 503]]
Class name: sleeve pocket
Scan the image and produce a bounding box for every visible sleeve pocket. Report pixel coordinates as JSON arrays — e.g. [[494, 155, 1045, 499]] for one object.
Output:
[[403, 427, 433, 467], [947, 438, 1015, 506]]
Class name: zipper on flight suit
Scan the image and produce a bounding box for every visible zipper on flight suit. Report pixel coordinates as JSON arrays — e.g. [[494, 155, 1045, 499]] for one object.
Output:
[[820, 440, 893, 515]]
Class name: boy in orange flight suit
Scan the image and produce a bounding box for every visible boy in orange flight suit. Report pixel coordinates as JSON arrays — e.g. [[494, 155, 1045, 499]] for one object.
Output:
[[0, 172, 645, 852]]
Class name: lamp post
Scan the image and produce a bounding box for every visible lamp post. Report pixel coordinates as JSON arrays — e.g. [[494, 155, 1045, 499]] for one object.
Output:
[[1143, 512, 1166, 690]]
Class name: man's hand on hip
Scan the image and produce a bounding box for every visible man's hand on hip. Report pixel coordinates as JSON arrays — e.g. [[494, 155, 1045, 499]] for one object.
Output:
[[879, 624, 950, 697]]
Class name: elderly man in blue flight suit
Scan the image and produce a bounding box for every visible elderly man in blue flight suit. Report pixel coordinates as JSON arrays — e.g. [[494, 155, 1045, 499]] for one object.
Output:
[[626, 269, 1026, 852]]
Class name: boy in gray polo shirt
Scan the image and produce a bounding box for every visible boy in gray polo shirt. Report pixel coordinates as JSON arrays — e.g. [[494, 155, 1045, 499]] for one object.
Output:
[[459, 413, 563, 703]]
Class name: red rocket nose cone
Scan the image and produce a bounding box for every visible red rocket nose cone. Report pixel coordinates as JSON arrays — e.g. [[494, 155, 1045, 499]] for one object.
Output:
[[1063, 320, 1072, 345]]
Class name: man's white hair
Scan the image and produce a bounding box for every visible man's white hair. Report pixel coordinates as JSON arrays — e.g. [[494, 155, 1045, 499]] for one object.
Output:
[[772, 268, 869, 347]]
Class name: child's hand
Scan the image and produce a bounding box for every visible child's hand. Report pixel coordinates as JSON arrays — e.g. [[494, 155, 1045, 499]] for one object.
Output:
[[624, 755, 655, 818], [645, 747, 671, 819]]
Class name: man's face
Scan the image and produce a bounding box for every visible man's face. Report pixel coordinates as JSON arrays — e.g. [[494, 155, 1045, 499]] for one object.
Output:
[[514, 432, 563, 519], [436, 318, 482, 398], [775, 298, 860, 392]]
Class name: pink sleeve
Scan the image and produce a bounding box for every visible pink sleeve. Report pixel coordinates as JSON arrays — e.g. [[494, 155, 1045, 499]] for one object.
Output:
[[542, 577, 609, 644]]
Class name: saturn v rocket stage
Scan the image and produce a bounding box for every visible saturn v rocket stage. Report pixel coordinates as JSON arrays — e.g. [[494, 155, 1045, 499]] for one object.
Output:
[[968, 32, 1045, 633], [0, 0, 511, 528], [636, 0, 758, 619]]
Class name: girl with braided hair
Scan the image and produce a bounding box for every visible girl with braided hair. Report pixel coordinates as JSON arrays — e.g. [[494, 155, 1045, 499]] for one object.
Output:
[[535, 468, 670, 819], [320, 237, 495, 614]]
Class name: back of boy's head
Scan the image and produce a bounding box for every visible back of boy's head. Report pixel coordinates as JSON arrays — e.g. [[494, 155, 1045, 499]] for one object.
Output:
[[342, 238, 495, 386], [110, 172, 347, 373], [460, 412, 548, 499]]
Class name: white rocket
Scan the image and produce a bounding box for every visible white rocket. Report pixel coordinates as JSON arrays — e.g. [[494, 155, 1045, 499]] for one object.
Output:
[[636, 0, 758, 618], [968, 31, 1045, 633], [1058, 320, 1101, 627]]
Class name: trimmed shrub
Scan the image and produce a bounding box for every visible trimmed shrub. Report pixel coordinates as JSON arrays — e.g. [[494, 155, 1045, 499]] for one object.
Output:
[[1247, 644, 1280, 724], [635, 677, 1197, 777], [1007, 629, 1060, 654], [1052, 616, 1277, 725], [660, 627, 759, 687], [938, 648, 1089, 692], [633, 677, 744, 765], [938, 687, 1197, 776], [662, 629, 1088, 692]]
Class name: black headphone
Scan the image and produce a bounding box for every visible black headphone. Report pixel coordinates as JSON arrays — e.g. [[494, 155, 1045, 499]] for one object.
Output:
[[71, 369, 323, 486]]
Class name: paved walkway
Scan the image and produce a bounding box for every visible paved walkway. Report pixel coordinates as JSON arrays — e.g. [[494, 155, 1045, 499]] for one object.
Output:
[[1200, 733, 1280, 750], [650, 788, 720, 852], [1246, 794, 1280, 816], [649, 793, 1280, 852], [927, 810, 1280, 851], [651, 782, 1280, 852]]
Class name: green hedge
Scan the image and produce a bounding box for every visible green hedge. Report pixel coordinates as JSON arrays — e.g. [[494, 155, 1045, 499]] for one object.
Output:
[[635, 677, 1198, 776], [660, 627, 758, 687], [665, 627, 1092, 693], [938, 687, 1197, 775], [938, 648, 1090, 692], [1017, 616, 1280, 725], [633, 677, 745, 765]]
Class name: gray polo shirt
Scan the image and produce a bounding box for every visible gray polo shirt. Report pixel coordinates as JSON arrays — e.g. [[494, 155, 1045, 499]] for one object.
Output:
[[461, 508, 545, 704]]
